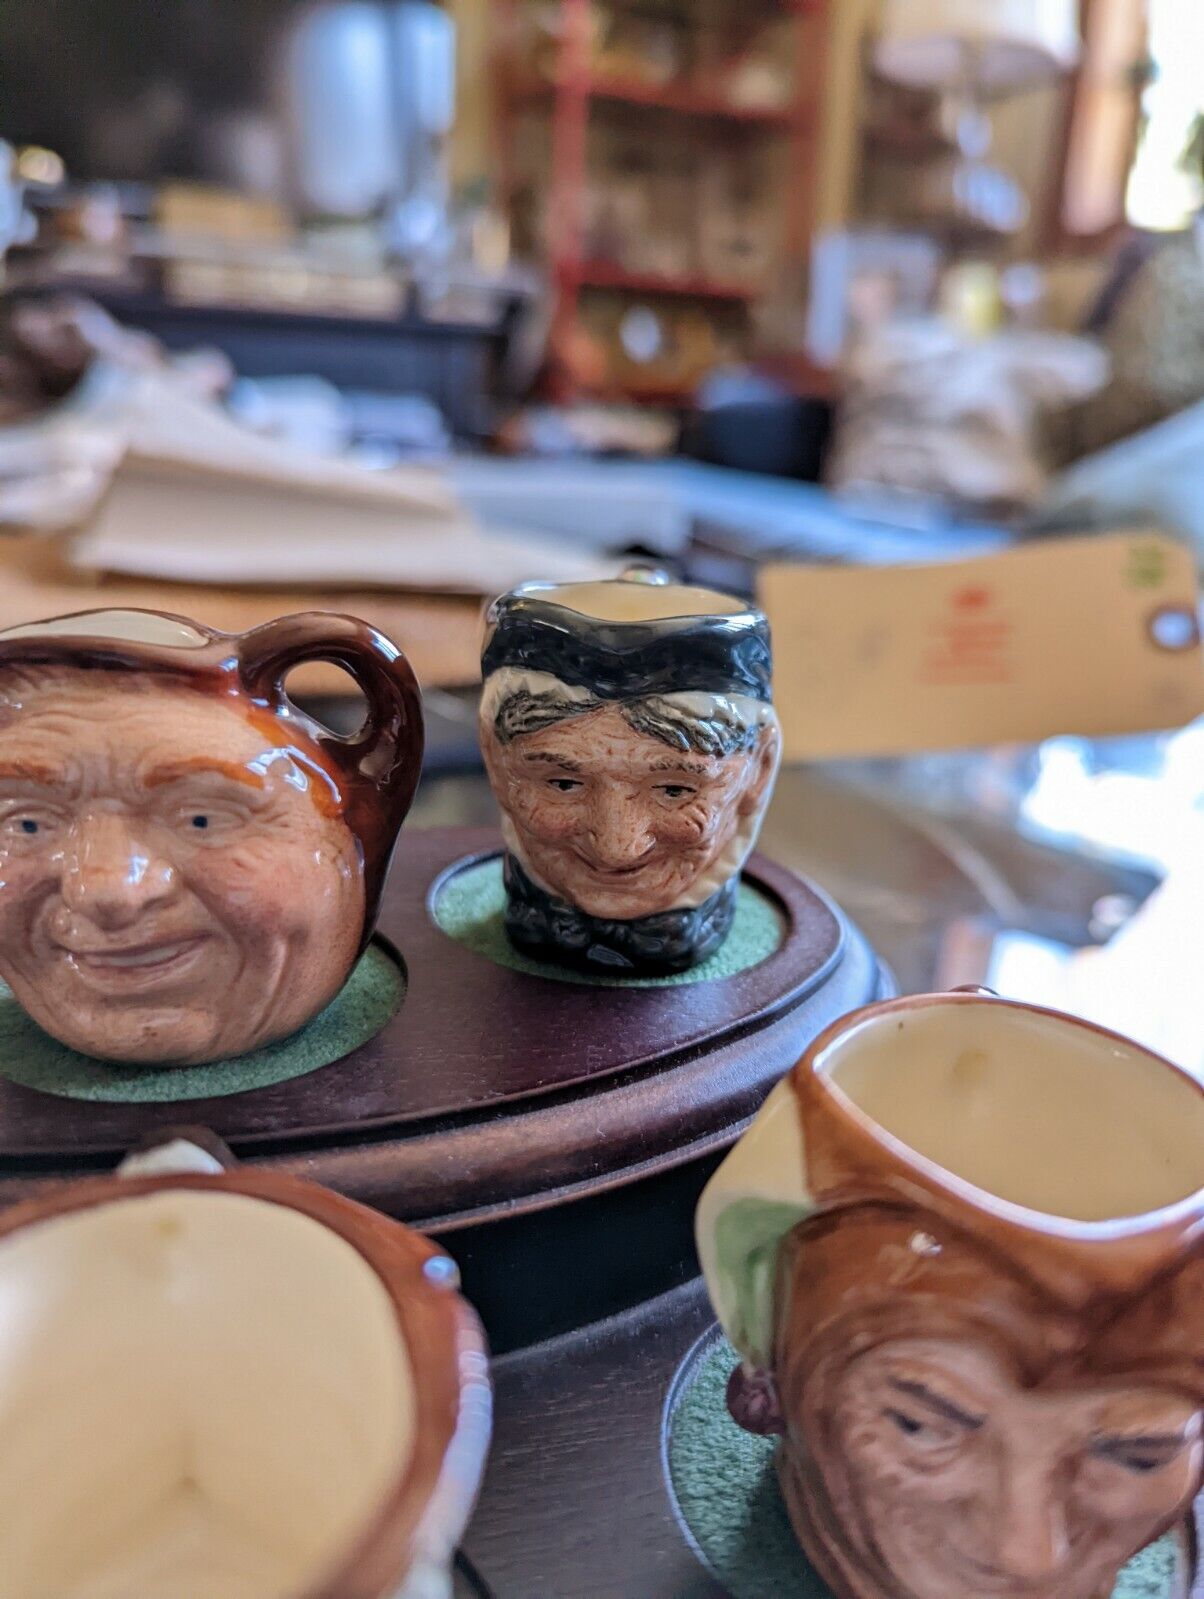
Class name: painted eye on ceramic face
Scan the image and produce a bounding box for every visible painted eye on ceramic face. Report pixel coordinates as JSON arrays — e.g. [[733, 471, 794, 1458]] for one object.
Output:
[[0, 810, 61, 845], [1091, 1436, 1189, 1475], [878, 1392, 982, 1459], [885, 1407, 960, 1446], [166, 800, 245, 839], [878, 1407, 973, 1470]]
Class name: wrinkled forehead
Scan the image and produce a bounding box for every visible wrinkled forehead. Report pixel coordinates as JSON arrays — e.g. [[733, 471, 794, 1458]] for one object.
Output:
[[844, 1335, 1199, 1424], [842, 1331, 1024, 1396], [0, 666, 333, 798], [0, 666, 248, 745], [0, 660, 204, 709]]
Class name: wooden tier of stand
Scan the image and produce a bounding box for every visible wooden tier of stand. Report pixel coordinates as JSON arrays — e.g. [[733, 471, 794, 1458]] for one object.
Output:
[[0, 827, 890, 1350]]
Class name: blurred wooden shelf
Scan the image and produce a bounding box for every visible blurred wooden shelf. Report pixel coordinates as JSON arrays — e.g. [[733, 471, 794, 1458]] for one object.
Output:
[[602, 352, 838, 407], [509, 71, 798, 129], [609, 378, 698, 404], [754, 350, 840, 403], [492, 0, 813, 13], [492, 0, 833, 407], [862, 120, 957, 159], [578, 261, 760, 300]]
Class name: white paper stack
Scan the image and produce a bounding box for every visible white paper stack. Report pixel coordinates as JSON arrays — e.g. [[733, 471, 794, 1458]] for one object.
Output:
[[9, 363, 609, 594]]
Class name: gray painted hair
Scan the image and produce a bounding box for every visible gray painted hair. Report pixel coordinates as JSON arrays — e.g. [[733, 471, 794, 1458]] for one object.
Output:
[[491, 685, 761, 759]]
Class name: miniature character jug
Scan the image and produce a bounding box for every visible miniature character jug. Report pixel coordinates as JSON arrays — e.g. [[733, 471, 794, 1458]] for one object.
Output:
[[0, 1144, 489, 1598], [0, 608, 422, 1064], [479, 572, 780, 974], [698, 990, 1204, 1599]]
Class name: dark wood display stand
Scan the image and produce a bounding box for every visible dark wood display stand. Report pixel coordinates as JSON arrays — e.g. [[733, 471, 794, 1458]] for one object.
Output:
[[0, 826, 887, 1346], [0, 826, 891, 1596]]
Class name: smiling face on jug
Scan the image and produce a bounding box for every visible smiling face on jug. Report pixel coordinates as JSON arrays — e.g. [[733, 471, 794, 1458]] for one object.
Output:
[[482, 697, 778, 921], [0, 667, 364, 1064], [479, 575, 781, 972], [0, 605, 424, 1065]]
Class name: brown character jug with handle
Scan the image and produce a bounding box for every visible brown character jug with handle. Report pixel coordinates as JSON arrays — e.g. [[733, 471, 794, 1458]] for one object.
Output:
[[0, 607, 423, 1065]]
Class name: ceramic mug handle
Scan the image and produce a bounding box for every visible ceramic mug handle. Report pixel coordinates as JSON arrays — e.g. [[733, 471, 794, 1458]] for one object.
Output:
[[238, 612, 424, 822]]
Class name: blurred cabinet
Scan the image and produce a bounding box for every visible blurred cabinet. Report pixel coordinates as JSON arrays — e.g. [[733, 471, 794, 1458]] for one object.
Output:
[[490, 0, 832, 401]]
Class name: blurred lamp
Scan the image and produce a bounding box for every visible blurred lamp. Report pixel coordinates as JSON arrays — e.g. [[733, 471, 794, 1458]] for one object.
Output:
[[873, 0, 1081, 96], [872, 0, 1081, 240]]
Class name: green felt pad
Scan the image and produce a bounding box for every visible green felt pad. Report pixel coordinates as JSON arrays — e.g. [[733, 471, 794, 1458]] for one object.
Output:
[[665, 1333, 1184, 1599], [0, 943, 404, 1104], [432, 857, 784, 988]]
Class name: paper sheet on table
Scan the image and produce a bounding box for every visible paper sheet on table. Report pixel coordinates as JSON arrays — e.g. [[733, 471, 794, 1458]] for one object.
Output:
[[760, 531, 1204, 759], [66, 452, 608, 592], [65, 362, 460, 513], [2, 364, 610, 593]]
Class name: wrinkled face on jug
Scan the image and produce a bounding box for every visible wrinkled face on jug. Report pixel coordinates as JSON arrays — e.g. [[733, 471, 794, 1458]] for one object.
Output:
[[480, 680, 779, 920], [0, 667, 364, 1064], [777, 1213, 1204, 1599], [701, 994, 1204, 1599], [833, 1337, 1198, 1599]]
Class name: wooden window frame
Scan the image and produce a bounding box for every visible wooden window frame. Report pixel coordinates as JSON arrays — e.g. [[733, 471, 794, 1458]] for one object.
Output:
[[1044, 0, 1149, 253]]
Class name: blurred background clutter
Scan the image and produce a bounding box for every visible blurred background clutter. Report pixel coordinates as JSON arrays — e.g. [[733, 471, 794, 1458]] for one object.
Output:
[[0, 0, 1201, 584], [0, 1, 1201, 628], [0, 0, 1203, 1062]]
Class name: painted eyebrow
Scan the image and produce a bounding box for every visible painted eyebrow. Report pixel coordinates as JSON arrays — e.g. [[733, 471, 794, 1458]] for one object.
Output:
[[520, 752, 584, 772], [0, 758, 66, 785], [888, 1378, 986, 1430], [1094, 1432, 1191, 1452], [649, 759, 707, 776], [143, 757, 267, 791]]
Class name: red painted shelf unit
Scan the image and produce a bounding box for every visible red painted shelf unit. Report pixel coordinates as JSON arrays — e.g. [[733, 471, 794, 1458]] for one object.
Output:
[[491, 0, 832, 403]]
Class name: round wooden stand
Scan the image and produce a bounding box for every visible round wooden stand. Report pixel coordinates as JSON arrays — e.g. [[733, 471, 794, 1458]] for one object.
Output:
[[0, 826, 889, 1349]]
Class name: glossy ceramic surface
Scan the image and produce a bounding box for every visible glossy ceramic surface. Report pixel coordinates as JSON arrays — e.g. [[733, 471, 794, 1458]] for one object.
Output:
[[478, 576, 780, 974], [698, 992, 1204, 1599], [0, 1162, 490, 1599], [0, 608, 422, 1064]]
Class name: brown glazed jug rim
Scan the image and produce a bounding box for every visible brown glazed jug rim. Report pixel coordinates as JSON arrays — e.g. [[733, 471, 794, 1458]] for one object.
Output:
[[0, 605, 251, 674], [0, 1169, 490, 1599], [794, 990, 1204, 1245]]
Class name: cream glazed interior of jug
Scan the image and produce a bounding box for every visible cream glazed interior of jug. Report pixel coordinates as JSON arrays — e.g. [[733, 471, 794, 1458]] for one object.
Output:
[[518, 579, 753, 622], [0, 1189, 413, 1599], [822, 999, 1204, 1222]]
